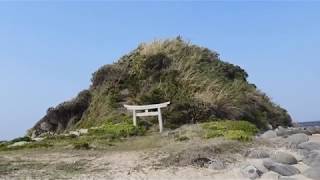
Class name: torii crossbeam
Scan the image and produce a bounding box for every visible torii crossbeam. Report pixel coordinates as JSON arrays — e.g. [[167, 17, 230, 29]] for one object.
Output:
[[124, 102, 170, 132]]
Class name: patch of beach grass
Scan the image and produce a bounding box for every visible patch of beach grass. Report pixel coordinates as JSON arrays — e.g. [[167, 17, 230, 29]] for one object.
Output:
[[202, 120, 258, 141]]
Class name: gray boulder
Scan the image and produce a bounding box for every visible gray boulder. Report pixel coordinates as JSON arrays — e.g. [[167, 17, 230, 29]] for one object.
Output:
[[246, 159, 269, 173], [276, 126, 288, 136], [298, 142, 320, 151], [261, 130, 277, 139], [287, 133, 309, 148], [276, 127, 312, 137], [271, 151, 298, 165], [79, 129, 88, 135], [307, 126, 320, 135], [263, 159, 300, 176], [208, 159, 225, 170], [241, 165, 263, 180], [246, 149, 270, 159], [303, 167, 320, 180], [69, 131, 80, 137], [260, 171, 280, 180], [267, 124, 273, 130], [303, 150, 320, 167], [279, 174, 313, 180]]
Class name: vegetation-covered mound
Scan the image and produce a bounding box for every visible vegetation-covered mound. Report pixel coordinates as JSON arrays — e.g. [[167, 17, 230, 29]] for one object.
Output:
[[31, 37, 292, 136]]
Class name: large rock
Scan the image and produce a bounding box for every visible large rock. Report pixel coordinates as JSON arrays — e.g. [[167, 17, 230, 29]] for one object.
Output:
[[303, 150, 320, 167], [32, 137, 45, 142], [279, 174, 313, 180], [246, 149, 270, 159], [298, 142, 320, 151], [276, 127, 312, 137], [246, 159, 269, 173], [79, 129, 88, 135], [208, 159, 225, 170], [271, 151, 298, 165], [276, 126, 288, 136], [306, 126, 320, 134], [260, 171, 280, 180], [287, 133, 309, 148], [303, 167, 320, 180], [261, 130, 277, 139], [263, 159, 300, 176], [69, 131, 80, 137], [241, 165, 262, 180], [31, 90, 91, 136]]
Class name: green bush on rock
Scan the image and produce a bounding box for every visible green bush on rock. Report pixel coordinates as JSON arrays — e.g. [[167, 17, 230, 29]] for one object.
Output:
[[30, 37, 292, 137]]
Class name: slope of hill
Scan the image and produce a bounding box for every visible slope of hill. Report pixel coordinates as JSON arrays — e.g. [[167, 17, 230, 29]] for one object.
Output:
[[30, 37, 292, 137]]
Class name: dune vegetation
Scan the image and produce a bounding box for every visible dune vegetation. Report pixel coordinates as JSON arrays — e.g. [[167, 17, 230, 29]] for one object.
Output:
[[29, 37, 292, 139]]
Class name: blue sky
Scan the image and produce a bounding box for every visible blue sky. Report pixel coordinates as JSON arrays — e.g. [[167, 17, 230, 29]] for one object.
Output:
[[0, 2, 319, 140]]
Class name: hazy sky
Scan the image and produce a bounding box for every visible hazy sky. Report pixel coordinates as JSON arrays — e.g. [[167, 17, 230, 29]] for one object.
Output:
[[0, 2, 319, 140]]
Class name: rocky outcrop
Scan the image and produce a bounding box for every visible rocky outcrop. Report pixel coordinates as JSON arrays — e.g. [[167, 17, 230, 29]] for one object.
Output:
[[298, 142, 320, 152], [287, 133, 309, 148], [270, 151, 298, 165], [303, 150, 320, 167], [261, 130, 277, 139], [30, 90, 91, 136], [241, 165, 263, 179], [246, 149, 270, 159], [303, 167, 320, 180], [263, 159, 300, 176]]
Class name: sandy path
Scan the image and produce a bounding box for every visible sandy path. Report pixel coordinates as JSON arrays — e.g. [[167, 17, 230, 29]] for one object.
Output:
[[309, 134, 320, 143]]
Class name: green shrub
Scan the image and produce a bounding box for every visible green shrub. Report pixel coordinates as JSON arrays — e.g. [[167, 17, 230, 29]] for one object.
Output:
[[202, 120, 258, 141], [0, 141, 53, 151], [175, 136, 190, 142], [88, 122, 146, 140], [223, 130, 253, 141], [10, 136, 32, 143], [73, 142, 91, 150]]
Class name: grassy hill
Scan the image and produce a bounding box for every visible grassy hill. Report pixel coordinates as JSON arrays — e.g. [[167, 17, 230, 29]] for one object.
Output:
[[30, 37, 292, 137]]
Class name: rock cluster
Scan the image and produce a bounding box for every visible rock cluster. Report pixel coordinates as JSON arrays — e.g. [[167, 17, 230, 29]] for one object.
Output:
[[241, 126, 320, 180]]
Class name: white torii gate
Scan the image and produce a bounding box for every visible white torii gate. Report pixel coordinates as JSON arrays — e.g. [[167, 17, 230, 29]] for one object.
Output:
[[124, 102, 170, 133]]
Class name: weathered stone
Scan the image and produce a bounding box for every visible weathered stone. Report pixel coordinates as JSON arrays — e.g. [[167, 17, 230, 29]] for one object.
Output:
[[303, 150, 320, 167], [271, 151, 298, 165], [120, 88, 130, 96], [303, 167, 320, 180], [276, 127, 312, 137], [298, 142, 320, 151], [79, 129, 88, 135], [276, 126, 288, 136], [32, 137, 45, 142], [287, 133, 309, 148], [260, 171, 280, 180], [40, 122, 53, 132], [261, 130, 277, 139], [245, 159, 269, 173], [306, 126, 320, 135], [246, 149, 270, 159], [31, 90, 91, 136], [8, 141, 29, 148], [208, 159, 225, 170], [263, 159, 300, 176], [69, 131, 80, 137], [293, 162, 310, 174], [241, 165, 262, 180], [279, 174, 313, 180]]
